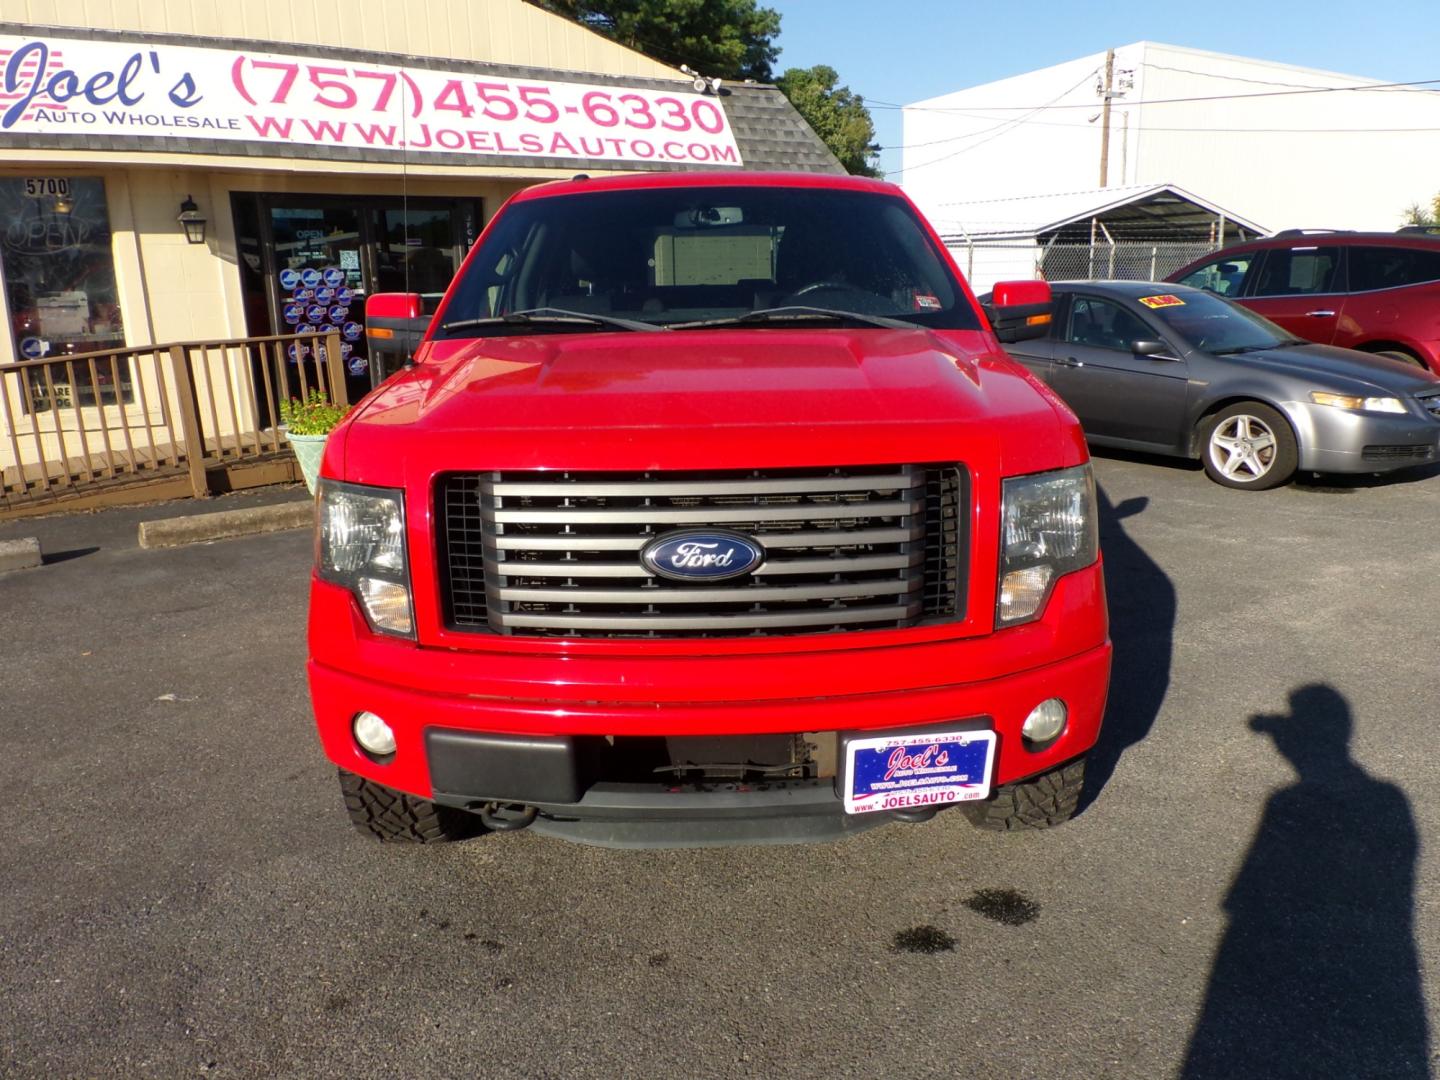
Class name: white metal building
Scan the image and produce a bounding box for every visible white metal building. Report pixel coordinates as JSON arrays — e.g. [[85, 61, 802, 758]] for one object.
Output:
[[927, 183, 1264, 295], [901, 42, 1440, 234]]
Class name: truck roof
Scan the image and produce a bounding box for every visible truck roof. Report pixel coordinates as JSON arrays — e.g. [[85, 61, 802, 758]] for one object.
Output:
[[513, 170, 901, 202]]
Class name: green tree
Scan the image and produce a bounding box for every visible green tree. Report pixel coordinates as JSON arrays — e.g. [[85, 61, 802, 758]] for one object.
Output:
[[531, 0, 781, 81], [1400, 195, 1440, 227], [776, 65, 881, 177]]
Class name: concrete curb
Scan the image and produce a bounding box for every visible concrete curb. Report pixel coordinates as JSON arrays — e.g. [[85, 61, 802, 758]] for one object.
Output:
[[0, 536, 42, 573], [139, 500, 313, 549]]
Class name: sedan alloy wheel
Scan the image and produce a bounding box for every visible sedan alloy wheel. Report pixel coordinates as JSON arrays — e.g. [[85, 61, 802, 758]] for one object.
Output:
[[1202, 403, 1299, 490]]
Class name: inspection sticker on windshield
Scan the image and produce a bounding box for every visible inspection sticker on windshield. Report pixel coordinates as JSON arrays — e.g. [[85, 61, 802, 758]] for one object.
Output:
[[843, 729, 996, 814], [1139, 294, 1186, 309]]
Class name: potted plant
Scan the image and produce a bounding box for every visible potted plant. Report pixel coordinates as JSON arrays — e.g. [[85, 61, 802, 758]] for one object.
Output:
[[279, 389, 350, 494]]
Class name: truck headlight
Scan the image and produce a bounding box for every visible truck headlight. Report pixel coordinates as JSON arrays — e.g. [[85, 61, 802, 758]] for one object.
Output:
[[997, 464, 1098, 627], [316, 480, 414, 638]]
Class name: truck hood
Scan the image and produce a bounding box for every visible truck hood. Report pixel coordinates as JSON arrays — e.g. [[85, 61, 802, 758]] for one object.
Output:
[[339, 328, 1084, 481]]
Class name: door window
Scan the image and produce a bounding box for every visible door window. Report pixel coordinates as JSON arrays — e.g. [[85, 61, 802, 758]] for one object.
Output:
[[1176, 254, 1255, 298], [1347, 246, 1440, 292], [1250, 247, 1341, 296], [1066, 296, 1154, 352]]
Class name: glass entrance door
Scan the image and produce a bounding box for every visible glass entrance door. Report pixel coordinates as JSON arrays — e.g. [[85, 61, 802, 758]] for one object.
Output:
[[232, 193, 480, 407]]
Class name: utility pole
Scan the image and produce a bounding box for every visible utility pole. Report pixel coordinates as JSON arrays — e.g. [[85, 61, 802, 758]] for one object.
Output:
[[1098, 48, 1114, 188]]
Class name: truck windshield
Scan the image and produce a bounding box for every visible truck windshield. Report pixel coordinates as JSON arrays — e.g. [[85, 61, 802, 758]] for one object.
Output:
[[434, 186, 979, 337]]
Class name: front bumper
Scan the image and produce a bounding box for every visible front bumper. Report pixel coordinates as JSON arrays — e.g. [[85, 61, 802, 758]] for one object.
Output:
[[1286, 400, 1440, 473], [307, 565, 1112, 846]]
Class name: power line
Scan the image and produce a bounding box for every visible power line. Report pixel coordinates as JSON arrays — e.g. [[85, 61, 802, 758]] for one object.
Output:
[[883, 120, 1440, 149], [871, 75, 1440, 113], [891, 70, 1098, 176]]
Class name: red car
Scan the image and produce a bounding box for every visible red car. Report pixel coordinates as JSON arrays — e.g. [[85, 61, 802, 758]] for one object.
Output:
[[1169, 231, 1440, 374], [308, 171, 1112, 848]]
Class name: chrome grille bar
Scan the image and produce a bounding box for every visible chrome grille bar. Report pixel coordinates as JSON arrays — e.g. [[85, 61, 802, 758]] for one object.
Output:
[[437, 465, 966, 639]]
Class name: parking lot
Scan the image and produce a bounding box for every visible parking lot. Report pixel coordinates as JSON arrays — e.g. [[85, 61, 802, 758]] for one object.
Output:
[[1, 452, 1437, 1079]]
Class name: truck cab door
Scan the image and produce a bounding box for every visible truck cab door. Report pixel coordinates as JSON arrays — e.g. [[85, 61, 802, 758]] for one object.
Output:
[[1242, 245, 1344, 345]]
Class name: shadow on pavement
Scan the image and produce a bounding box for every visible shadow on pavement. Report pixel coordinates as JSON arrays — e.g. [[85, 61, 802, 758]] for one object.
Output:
[[1181, 685, 1430, 1079], [1292, 460, 1440, 492], [41, 546, 100, 565], [1079, 487, 1174, 811]]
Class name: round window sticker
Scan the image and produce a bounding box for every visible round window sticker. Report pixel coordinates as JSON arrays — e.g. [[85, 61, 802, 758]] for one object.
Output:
[[286, 342, 309, 364], [278, 268, 301, 291], [293, 287, 315, 301], [282, 303, 304, 325], [329, 305, 349, 323], [347, 355, 369, 376], [342, 321, 363, 342], [306, 304, 327, 323], [323, 267, 345, 289], [315, 287, 334, 303], [297, 324, 318, 335], [340, 342, 354, 357], [300, 268, 323, 289], [336, 287, 354, 304]]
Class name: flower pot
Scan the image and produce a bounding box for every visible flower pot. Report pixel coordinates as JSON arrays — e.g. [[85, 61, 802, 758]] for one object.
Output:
[[286, 431, 329, 494]]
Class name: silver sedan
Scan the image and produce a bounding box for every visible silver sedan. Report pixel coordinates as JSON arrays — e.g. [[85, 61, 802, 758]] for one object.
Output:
[[1000, 282, 1440, 489]]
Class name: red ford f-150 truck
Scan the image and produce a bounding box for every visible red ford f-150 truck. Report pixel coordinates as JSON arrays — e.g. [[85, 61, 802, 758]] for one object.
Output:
[[308, 171, 1111, 848]]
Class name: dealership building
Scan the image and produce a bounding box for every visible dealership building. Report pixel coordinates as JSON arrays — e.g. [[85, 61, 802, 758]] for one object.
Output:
[[0, 2, 838, 505]]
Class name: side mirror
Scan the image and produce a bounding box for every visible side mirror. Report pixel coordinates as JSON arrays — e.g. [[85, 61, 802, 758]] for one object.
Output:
[[365, 292, 428, 361], [1132, 339, 1180, 360], [988, 280, 1053, 344]]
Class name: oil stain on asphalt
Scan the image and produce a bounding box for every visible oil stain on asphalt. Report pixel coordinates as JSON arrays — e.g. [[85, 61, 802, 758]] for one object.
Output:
[[891, 925, 956, 953], [964, 888, 1040, 926]]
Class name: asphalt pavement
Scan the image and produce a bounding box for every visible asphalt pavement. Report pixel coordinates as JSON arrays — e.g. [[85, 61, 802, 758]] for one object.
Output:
[[1, 456, 1437, 1079]]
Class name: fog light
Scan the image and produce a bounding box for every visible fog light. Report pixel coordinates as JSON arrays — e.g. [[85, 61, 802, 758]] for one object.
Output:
[[353, 711, 396, 757], [1022, 698, 1067, 744]]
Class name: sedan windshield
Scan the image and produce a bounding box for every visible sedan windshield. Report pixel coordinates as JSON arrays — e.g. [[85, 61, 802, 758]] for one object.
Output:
[[1145, 291, 1301, 354], [434, 186, 977, 337]]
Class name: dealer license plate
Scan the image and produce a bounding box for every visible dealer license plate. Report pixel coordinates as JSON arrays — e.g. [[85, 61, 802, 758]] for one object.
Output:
[[843, 729, 996, 815]]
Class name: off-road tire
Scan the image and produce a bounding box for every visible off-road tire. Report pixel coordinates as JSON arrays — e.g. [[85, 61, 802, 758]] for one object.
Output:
[[338, 768, 483, 843], [962, 758, 1087, 831]]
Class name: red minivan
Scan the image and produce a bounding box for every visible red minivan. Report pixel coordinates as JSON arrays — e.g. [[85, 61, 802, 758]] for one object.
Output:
[[307, 172, 1111, 849], [1169, 231, 1440, 374]]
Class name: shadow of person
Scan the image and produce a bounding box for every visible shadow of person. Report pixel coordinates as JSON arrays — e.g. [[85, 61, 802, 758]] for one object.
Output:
[[1181, 685, 1430, 1079], [1078, 487, 1175, 811]]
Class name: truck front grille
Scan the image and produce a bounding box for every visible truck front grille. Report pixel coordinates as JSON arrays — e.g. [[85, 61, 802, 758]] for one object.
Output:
[[438, 465, 966, 638]]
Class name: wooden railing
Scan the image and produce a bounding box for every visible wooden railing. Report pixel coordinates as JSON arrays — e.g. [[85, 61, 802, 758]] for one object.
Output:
[[1, 331, 348, 514]]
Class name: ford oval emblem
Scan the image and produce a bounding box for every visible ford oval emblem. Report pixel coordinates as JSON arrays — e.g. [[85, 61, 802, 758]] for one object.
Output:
[[641, 529, 765, 582]]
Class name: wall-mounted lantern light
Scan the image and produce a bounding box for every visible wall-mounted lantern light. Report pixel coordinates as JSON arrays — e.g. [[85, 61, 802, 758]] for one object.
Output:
[[177, 195, 207, 244]]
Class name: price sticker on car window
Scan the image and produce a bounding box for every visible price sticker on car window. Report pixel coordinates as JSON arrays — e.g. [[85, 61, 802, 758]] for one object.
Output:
[[1139, 294, 1186, 309]]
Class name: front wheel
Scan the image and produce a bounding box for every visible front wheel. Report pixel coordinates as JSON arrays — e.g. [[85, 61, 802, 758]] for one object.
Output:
[[1201, 402, 1298, 490], [962, 758, 1087, 831], [338, 769, 484, 843]]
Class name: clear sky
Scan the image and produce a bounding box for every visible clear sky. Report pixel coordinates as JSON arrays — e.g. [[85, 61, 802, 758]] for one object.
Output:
[[768, 0, 1440, 177]]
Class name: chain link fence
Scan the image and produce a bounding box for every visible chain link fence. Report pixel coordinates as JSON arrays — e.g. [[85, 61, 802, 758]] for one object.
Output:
[[947, 240, 1219, 295]]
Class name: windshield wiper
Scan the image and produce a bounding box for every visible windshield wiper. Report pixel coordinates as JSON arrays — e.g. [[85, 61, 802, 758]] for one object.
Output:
[[439, 307, 665, 334], [670, 305, 916, 331]]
